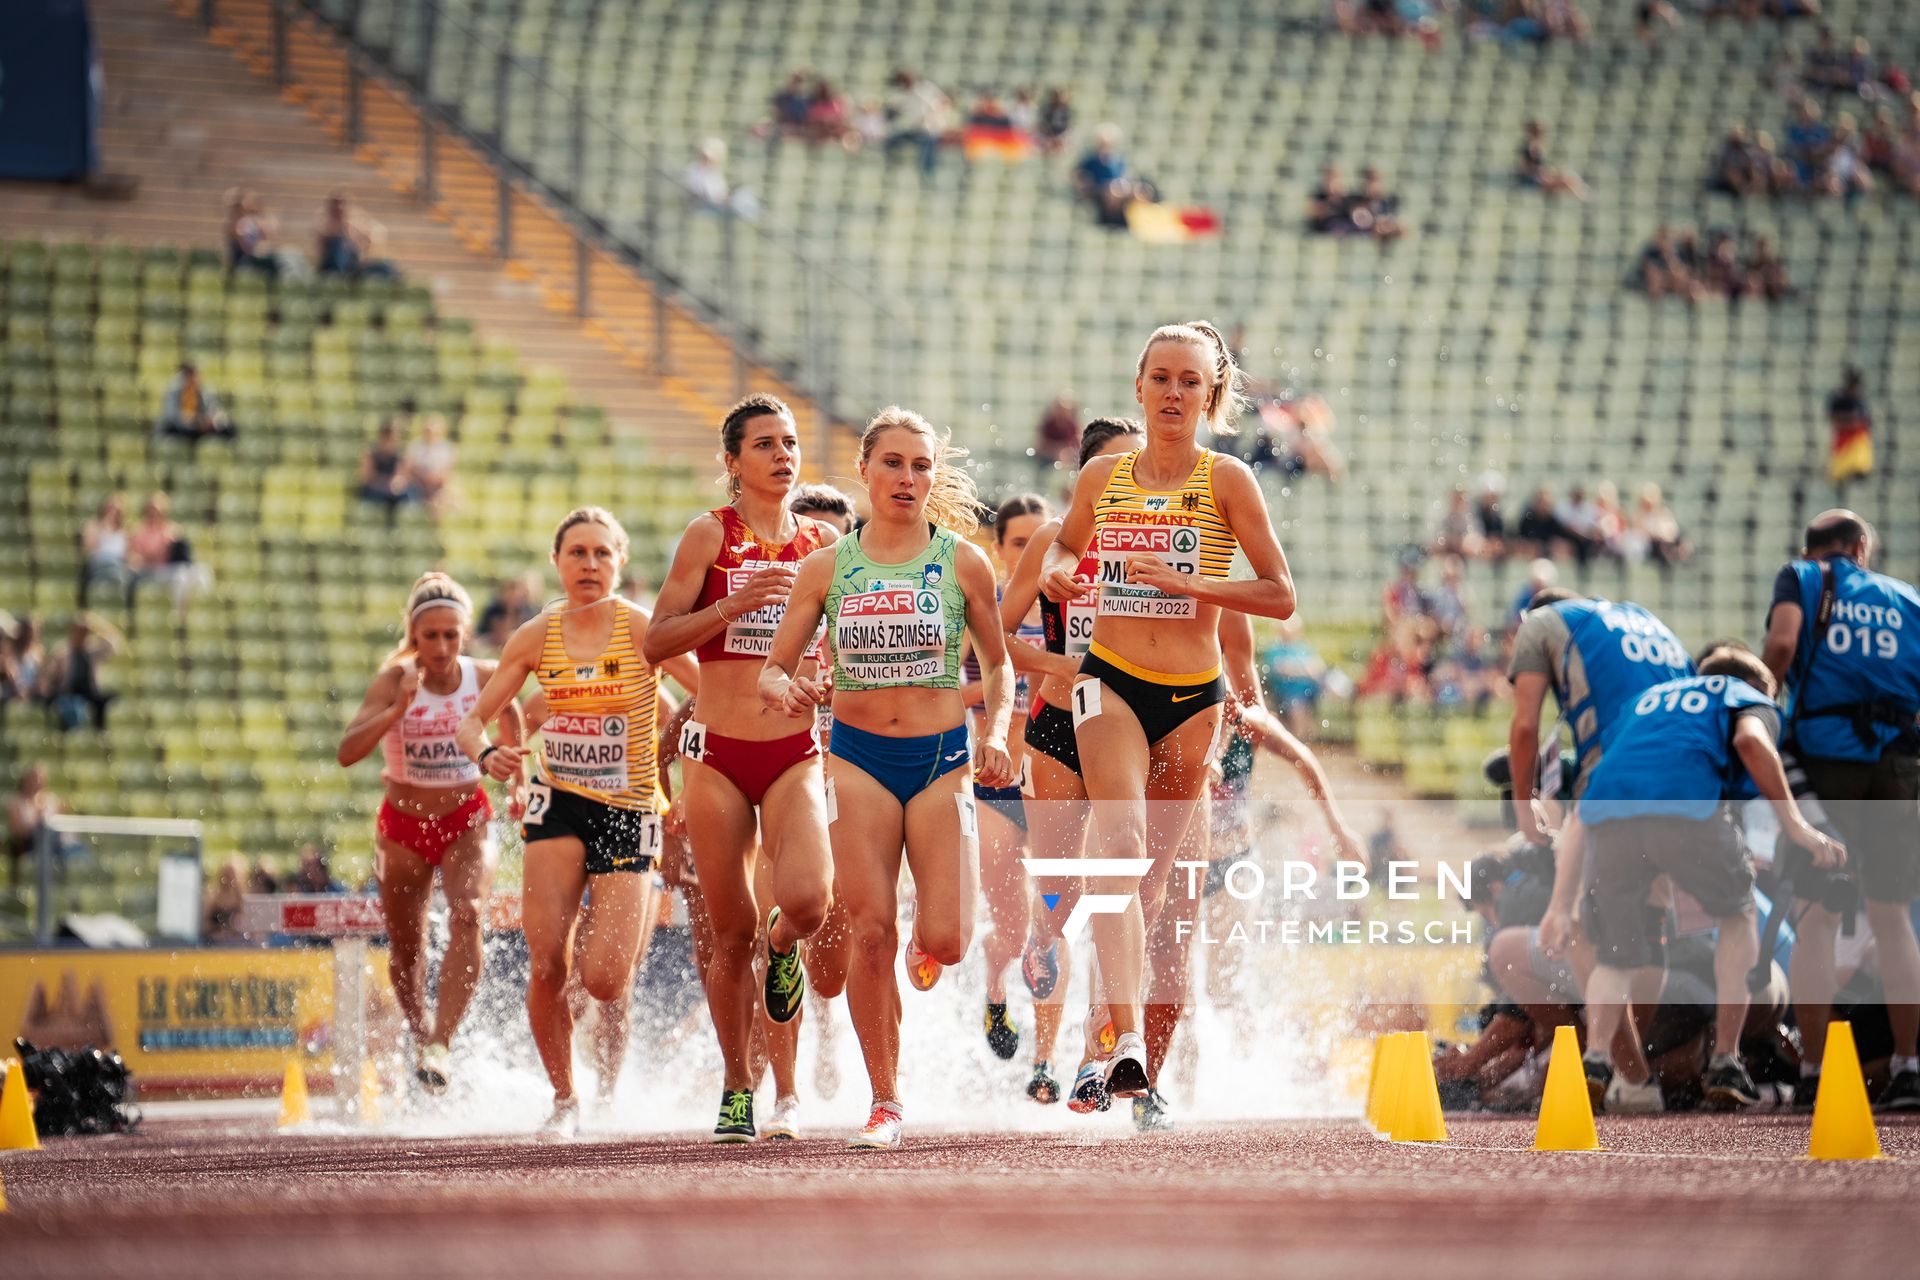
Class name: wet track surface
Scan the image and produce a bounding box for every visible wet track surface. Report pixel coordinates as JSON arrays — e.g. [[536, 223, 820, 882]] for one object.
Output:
[[4, 1115, 1917, 1278]]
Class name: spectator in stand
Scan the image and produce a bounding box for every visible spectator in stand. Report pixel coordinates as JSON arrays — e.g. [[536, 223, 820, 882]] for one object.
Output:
[[1351, 168, 1405, 242], [247, 858, 280, 895], [203, 856, 247, 944], [1507, 558, 1558, 632], [1701, 229, 1750, 299], [44, 614, 122, 733], [1037, 87, 1073, 154], [78, 493, 132, 609], [1786, 98, 1832, 188], [1711, 125, 1765, 195], [6, 764, 64, 890], [884, 69, 950, 176], [1474, 475, 1507, 557], [850, 99, 887, 151], [1636, 1, 1678, 43], [1892, 103, 1920, 196], [1431, 487, 1486, 559], [1746, 233, 1791, 300], [1542, 0, 1591, 42], [359, 419, 412, 519], [1826, 365, 1873, 489], [1249, 394, 1347, 480], [1035, 392, 1080, 466], [805, 79, 851, 146], [127, 492, 210, 620], [767, 72, 811, 140], [1518, 121, 1590, 200], [477, 573, 539, 657], [315, 192, 396, 280], [223, 188, 279, 277], [1629, 482, 1692, 566], [1637, 224, 1703, 302], [1590, 481, 1629, 560], [402, 413, 456, 516], [1819, 111, 1874, 199], [1428, 555, 1472, 646], [1382, 547, 1428, 628], [1514, 489, 1568, 561], [1864, 105, 1899, 175], [1263, 615, 1341, 740], [1307, 164, 1354, 235], [290, 843, 346, 895], [156, 362, 236, 449], [1804, 29, 1872, 96], [684, 139, 758, 218], [1, 616, 47, 720], [1704, 0, 1822, 20], [1554, 485, 1604, 563], [1074, 124, 1133, 228], [1753, 130, 1798, 193]]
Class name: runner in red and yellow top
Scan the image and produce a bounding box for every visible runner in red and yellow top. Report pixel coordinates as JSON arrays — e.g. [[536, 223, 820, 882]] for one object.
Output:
[[458, 507, 698, 1137], [645, 394, 844, 1144], [337, 572, 524, 1096], [1040, 321, 1296, 1103]]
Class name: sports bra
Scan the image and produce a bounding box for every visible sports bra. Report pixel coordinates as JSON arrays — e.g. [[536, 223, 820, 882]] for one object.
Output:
[[1090, 449, 1237, 620]]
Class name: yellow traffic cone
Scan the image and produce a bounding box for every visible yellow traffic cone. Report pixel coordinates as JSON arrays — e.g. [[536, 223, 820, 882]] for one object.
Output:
[[1366, 1032, 1405, 1135], [278, 1060, 312, 1129], [1808, 1022, 1883, 1161], [0, 1058, 39, 1151], [1385, 1031, 1448, 1143], [1533, 1023, 1600, 1151], [1, 1163, 8, 1213], [359, 1060, 384, 1127]]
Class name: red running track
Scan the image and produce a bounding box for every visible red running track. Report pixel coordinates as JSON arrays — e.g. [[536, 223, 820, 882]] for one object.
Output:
[[3, 1115, 1916, 1279]]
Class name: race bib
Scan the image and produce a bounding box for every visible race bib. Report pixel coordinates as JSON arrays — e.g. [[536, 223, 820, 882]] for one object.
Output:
[[524, 783, 553, 825], [835, 584, 947, 686], [679, 719, 708, 764], [1096, 521, 1199, 618], [541, 711, 630, 793], [1071, 678, 1104, 727], [722, 560, 788, 657]]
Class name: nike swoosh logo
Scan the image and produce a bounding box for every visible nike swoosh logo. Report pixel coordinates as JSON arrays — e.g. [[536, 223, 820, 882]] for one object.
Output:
[[943, 750, 969, 762], [1171, 691, 1206, 703]]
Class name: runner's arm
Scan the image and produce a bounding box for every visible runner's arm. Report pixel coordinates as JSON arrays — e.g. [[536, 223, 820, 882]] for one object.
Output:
[[643, 514, 735, 663], [456, 619, 540, 777], [1166, 456, 1295, 619], [1002, 518, 1078, 683], [1040, 456, 1117, 600], [960, 540, 1015, 747], [760, 547, 834, 712], [336, 665, 410, 767]]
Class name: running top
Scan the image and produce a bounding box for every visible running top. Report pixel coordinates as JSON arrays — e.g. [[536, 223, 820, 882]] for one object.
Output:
[[533, 600, 658, 811], [1038, 546, 1100, 665], [825, 525, 968, 692], [693, 506, 826, 664], [1091, 449, 1237, 619], [381, 656, 483, 789]]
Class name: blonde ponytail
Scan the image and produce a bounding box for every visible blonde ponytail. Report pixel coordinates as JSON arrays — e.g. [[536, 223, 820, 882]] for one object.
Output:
[[381, 571, 473, 667], [1135, 320, 1249, 437], [858, 406, 982, 538]]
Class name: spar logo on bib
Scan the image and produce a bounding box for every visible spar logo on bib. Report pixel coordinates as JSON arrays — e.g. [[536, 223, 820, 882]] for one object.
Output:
[[917, 590, 940, 615]]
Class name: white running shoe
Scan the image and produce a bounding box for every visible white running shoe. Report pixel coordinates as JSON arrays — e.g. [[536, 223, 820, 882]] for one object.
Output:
[[1603, 1074, 1666, 1115], [848, 1101, 904, 1150], [763, 1094, 802, 1141], [415, 1043, 451, 1095], [538, 1095, 581, 1141], [1104, 1031, 1150, 1099]]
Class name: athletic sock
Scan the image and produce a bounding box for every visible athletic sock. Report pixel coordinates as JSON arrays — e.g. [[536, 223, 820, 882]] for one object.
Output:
[[1891, 1055, 1920, 1076], [1709, 1052, 1742, 1070], [1801, 1064, 1822, 1080]]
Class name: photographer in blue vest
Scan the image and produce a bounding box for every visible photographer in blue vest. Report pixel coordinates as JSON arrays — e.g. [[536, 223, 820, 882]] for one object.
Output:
[[1580, 648, 1842, 1112], [1761, 509, 1920, 1111]]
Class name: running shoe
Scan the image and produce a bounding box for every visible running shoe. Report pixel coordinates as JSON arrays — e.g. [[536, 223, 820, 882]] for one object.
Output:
[[714, 1088, 756, 1143], [984, 1001, 1020, 1060], [762, 1094, 802, 1141], [1132, 1087, 1175, 1133], [415, 1042, 451, 1095], [1877, 1069, 1920, 1112], [1027, 1061, 1061, 1106], [848, 1101, 904, 1150], [1104, 1031, 1150, 1099], [1067, 1062, 1111, 1114], [1603, 1074, 1666, 1115], [904, 938, 943, 992], [1086, 1005, 1117, 1058], [764, 907, 806, 1024], [538, 1095, 580, 1141], [1794, 1071, 1821, 1113], [1581, 1053, 1613, 1113], [1021, 935, 1061, 1001], [1704, 1057, 1760, 1112]]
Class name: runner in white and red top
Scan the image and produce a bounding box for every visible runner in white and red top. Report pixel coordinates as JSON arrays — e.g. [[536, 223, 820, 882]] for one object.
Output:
[[337, 572, 524, 1094]]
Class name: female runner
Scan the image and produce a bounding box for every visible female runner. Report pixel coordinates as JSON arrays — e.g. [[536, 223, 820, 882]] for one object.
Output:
[[1000, 419, 1146, 1109], [337, 572, 523, 1094], [967, 493, 1050, 1065], [760, 407, 1014, 1150], [456, 508, 697, 1136], [1040, 321, 1296, 1099], [645, 394, 843, 1143]]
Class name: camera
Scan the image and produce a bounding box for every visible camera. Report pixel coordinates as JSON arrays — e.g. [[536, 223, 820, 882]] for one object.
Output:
[[9, 1037, 140, 1137], [1777, 837, 1860, 933]]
